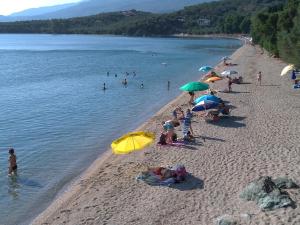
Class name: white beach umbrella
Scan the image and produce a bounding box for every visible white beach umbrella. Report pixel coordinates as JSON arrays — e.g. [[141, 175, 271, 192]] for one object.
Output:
[[221, 70, 238, 76], [222, 56, 231, 61], [280, 64, 295, 76]]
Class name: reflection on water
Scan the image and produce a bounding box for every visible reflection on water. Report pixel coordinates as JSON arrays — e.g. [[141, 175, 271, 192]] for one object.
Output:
[[7, 175, 21, 199], [7, 173, 43, 200]]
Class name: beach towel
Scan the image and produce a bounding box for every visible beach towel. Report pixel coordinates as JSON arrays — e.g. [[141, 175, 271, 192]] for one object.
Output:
[[157, 141, 186, 148], [136, 172, 176, 186]]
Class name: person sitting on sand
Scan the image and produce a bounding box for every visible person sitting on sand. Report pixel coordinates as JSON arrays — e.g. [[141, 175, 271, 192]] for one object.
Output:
[[218, 102, 230, 115], [188, 92, 195, 105], [184, 131, 195, 142], [158, 132, 167, 145], [162, 120, 175, 144], [208, 88, 215, 95], [8, 148, 17, 176], [206, 88, 217, 96]]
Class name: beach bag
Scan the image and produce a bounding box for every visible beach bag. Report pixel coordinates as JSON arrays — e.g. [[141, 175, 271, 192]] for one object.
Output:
[[158, 133, 167, 145]]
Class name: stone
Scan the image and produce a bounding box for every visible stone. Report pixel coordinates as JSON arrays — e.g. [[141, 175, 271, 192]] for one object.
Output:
[[240, 176, 296, 210]]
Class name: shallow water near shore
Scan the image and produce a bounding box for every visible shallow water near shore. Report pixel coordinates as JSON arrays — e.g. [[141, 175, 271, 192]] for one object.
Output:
[[0, 34, 241, 225]]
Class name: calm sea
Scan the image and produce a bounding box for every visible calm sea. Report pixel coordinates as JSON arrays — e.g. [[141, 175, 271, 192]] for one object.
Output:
[[0, 34, 241, 225]]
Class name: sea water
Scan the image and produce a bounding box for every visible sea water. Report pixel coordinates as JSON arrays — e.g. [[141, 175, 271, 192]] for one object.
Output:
[[0, 34, 241, 225]]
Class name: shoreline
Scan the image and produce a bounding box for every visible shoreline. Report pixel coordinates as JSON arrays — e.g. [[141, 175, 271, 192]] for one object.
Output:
[[171, 33, 247, 40], [32, 43, 300, 225], [29, 38, 241, 225]]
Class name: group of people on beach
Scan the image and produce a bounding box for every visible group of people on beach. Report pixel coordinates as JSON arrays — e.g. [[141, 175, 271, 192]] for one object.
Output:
[[159, 107, 195, 145]]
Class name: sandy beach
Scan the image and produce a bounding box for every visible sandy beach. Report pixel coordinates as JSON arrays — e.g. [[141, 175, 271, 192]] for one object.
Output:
[[31, 44, 300, 225]]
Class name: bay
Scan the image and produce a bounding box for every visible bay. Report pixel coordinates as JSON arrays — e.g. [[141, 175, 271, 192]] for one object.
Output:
[[0, 34, 241, 225]]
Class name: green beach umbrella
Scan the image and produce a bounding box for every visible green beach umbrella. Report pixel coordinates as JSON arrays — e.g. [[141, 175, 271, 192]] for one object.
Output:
[[180, 82, 209, 92]]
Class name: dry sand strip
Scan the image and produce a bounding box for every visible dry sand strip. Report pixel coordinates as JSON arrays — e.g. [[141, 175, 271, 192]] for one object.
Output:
[[31, 44, 300, 225]]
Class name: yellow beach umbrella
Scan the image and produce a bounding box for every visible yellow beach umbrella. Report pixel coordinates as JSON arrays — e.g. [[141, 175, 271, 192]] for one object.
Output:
[[281, 64, 295, 76], [205, 76, 222, 83], [111, 131, 155, 155]]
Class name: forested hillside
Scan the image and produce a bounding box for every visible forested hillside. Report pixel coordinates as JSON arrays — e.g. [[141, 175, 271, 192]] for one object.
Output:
[[251, 0, 300, 66], [0, 0, 215, 22], [0, 0, 286, 35], [0, 0, 299, 64]]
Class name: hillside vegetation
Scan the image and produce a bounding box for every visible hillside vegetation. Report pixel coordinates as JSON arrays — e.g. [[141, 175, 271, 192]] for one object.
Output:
[[0, 0, 286, 35], [0, 0, 299, 65], [251, 0, 300, 66]]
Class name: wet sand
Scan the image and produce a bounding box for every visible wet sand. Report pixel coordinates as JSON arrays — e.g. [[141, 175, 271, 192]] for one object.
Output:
[[31, 44, 300, 225]]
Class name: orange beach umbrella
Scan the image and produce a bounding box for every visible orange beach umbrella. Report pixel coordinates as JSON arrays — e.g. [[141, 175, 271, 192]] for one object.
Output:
[[205, 77, 222, 83]]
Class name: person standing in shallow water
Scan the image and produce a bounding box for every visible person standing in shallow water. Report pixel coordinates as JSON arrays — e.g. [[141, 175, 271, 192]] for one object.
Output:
[[123, 78, 128, 87], [167, 81, 170, 90], [103, 83, 106, 90], [8, 148, 17, 176]]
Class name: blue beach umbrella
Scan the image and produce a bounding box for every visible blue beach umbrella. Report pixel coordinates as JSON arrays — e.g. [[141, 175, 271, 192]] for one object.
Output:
[[192, 100, 219, 112], [199, 66, 213, 72], [194, 94, 221, 104]]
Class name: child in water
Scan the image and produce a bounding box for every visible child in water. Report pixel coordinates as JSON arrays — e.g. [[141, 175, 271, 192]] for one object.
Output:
[[8, 148, 17, 176]]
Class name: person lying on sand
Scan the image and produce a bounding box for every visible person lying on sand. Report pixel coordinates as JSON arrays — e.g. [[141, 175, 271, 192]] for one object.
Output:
[[148, 167, 175, 180], [145, 165, 188, 182]]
